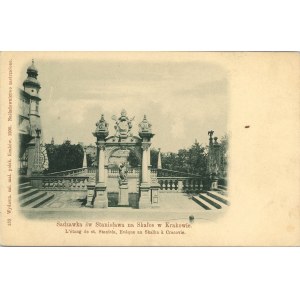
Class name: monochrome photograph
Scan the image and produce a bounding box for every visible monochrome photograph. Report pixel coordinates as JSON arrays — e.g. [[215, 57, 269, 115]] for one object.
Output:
[[17, 55, 229, 223], [1, 52, 299, 246]]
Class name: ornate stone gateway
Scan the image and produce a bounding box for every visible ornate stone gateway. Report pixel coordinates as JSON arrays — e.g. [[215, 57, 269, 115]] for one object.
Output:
[[86, 110, 160, 209]]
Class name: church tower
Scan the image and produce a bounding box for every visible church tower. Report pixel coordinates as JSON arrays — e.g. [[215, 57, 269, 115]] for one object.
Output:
[[23, 59, 42, 136], [23, 60, 42, 175]]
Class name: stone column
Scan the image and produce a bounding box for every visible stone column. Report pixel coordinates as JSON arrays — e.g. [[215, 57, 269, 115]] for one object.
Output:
[[147, 145, 151, 166], [157, 148, 162, 170], [207, 130, 214, 175], [92, 114, 109, 208], [211, 138, 221, 190], [147, 145, 151, 183], [207, 133, 221, 190], [104, 165, 108, 185], [82, 147, 87, 169], [98, 143, 105, 182], [139, 143, 151, 208], [138, 115, 155, 209], [142, 144, 149, 183], [94, 143, 108, 208]]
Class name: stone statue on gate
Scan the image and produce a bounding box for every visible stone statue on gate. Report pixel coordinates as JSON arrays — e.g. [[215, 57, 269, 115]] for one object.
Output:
[[118, 162, 128, 185]]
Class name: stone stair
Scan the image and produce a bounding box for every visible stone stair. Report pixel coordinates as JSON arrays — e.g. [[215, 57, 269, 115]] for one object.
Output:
[[192, 189, 230, 210], [218, 184, 227, 191], [18, 182, 54, 208], [216, 185, 228, 196]]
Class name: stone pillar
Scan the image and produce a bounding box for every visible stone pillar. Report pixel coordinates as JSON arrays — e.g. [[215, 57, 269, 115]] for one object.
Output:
[[157, 148, 162, 170], [86, 183, 95, 207], [104, 165, 108, 185], [142, 144, 149, 183], [98, 144, 105, 182], [177, 180, 183, 192], [94, 143, 108, 208], [147, 146, 151, 182], [211, 174, 218, 190], [207, 130, 214, 175], [82, 147, 87, 169], [147, 146, 151, 165], [119, 183, 129, 206], [139, 143, 151, 208], [92, 114, 109, 208], [139, 185, 151, 208], [138, 115, 155, 209], [150, 183, 160, 207], [207, 132, 221, 190]]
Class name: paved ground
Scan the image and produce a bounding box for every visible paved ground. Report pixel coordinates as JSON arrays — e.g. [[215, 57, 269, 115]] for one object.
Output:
[[21, 191, 227, 222], [39, 191, 87, 209]]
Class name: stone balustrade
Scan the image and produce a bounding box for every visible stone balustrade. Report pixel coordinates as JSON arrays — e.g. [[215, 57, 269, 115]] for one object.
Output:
[[107, 167, 140, 174], [108, 168, 119, 174], [107, 167, 140, 178], [157, 176, 207, 193], [39, 167, 212, 194], [30, 176, 89, 191], [151, 169, 157, 175], [87, 167, 97, 173]]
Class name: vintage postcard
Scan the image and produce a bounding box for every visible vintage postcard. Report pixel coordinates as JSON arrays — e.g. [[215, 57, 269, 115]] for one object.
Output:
[[0, 52, 299, 246]]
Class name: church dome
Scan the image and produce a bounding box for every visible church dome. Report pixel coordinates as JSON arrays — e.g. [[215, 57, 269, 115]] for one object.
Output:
[[27, 61, 38, 74], [23, 76, 41, 88], [23, 59, 41, 89]]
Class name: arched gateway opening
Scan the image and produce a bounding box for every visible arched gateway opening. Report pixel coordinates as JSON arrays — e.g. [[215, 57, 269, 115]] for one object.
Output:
[[86, 110, 160, 209], [106, 147, 141, 207]]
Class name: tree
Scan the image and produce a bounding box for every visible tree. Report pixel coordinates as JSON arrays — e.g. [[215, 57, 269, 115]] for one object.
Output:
[[187, 141, 208, 175], [45, 140, 84, 173], [162, 152, 178, 171], [150, 148, 159, 168], [158, 141, 208, 175], [127, 149, 140, 168]]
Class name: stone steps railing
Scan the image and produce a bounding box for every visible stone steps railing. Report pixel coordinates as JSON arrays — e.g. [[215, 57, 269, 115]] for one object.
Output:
[[30, 176, 89, 191], [45, 167, 88, 176], [45, 167, 97, 177]]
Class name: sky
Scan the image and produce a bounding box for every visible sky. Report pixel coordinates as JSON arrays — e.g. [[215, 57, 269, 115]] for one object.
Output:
[[20, 57, 228, 152]]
